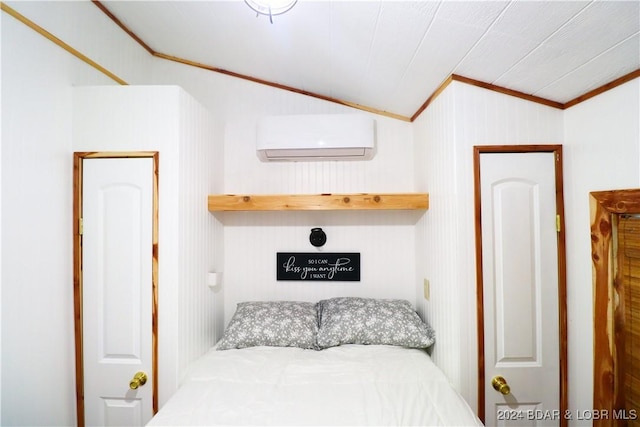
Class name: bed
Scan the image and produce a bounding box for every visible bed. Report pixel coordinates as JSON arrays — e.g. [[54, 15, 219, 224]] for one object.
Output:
[[147, 297, 483, 426]]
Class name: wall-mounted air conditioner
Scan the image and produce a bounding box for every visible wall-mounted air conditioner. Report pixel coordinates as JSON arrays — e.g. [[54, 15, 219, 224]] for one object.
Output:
[[256, 114, 375, 161]]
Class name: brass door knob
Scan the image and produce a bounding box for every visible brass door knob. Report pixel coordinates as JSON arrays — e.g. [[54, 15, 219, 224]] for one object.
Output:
[[129, 371, 148, 390], [491, 375, 511, 395]]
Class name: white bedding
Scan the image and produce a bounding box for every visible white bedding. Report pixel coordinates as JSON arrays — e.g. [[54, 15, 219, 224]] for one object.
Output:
[[148, 344, 483, 426]]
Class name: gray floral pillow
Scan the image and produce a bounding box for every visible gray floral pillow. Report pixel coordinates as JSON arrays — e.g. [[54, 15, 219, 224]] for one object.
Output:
[[217, 301, 319, 350], [317, 297, 435, 349]]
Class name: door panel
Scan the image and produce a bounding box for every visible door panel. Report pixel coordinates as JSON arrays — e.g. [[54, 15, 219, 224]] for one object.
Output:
[[480, 152, 560, 426], [493, 179, 541, 367], [100, 398, 143, 426], [101, 184, 144, 361], [82, 158, 154, 426]]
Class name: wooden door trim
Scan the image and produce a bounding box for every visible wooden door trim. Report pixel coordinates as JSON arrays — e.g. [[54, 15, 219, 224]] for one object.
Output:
[[73, 151, 159, 427], [473, 145, 568, 425], [590, 188, 640, 427]]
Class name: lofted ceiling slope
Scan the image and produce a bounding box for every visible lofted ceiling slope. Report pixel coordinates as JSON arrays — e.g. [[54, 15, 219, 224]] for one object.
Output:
[[99, 0, 640, 120]]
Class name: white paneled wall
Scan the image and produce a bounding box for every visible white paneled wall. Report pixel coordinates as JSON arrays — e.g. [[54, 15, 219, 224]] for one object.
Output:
[[72, 86, 224, 404], [3, 2, 640, 425], [413, 85, 460, 381], [222, 211, 419, 325], [2, 0, 159, 422], [224, 113, 414, 194], [413, 81, 565, 411], [1, 8, 123, 425], [5, 0, 153, 85], [563, 79, 639, 425], [222, 113, 418, 324], [152, 59, 420, 328], [151, 58, 422, 325], [176, 91, 225, 378]]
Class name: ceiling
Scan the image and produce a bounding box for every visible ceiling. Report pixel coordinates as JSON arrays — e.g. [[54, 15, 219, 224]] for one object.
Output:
[[99, 0, 640, 120]]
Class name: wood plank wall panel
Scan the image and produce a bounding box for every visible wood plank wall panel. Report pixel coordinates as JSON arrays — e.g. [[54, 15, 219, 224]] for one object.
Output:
[[222, 211, 419, 325], [176, 92, 225, 381], [1, 13, 85, 425], [565, 81, 640, 422], [2, 3, 158, 423], [221, 112, 418, 326], [412, 81, 565, 412], [73, 86, 185, 407], [71, 86, 225, 405], [413, 85, 464, 391], [3, 0, 212, 418], [5, 2, 638, 425], [4, 1, 153, 85], [458, 83, 564, 414]]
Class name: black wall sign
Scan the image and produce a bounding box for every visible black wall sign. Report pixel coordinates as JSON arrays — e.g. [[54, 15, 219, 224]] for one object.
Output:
[[277, 252, 360, 281]]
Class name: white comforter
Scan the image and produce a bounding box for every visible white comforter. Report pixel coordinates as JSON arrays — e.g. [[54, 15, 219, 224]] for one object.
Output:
[[148, 344, 483, 426]]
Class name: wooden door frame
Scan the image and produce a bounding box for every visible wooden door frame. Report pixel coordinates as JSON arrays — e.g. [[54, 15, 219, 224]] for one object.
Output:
[[73, 151, 159, 427], [590, 188, 640, 427], [473, 145, 568, 425]]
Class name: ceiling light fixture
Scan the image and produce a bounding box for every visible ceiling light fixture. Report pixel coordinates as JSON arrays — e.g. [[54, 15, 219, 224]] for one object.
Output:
[[245, 0, 297, 24]]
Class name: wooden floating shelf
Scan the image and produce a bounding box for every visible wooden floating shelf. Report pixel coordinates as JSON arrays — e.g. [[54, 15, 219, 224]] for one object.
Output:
[[208, 193, 429, 212]]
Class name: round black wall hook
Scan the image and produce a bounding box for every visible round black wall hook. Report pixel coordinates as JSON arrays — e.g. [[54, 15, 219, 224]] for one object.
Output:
[[309, 227, 327, 247]]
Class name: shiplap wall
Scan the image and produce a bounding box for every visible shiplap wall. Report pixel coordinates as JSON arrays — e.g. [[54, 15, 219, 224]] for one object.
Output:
[[4, 1, 153, 84], [1, 6, 128, 424], [176, 92, 226, 380], [221, 212, 420, 325], [413, 85, 460, 384], [151, 58, 423, 324], [221, 113, 419, 324], [3, 2, 640, 425], [563, 79, 640, 424], [413, 81, 565, 411], [72, 86, 224, 404]]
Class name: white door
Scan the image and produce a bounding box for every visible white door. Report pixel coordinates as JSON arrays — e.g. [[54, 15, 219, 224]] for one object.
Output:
[[82, 157, 154, 426], [480, 152, 560, 426]]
